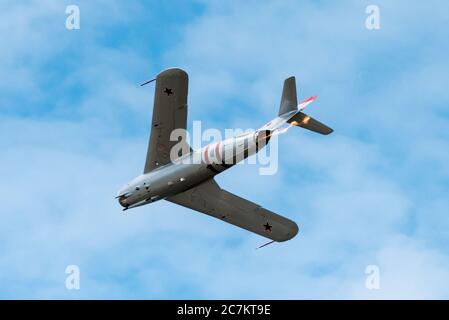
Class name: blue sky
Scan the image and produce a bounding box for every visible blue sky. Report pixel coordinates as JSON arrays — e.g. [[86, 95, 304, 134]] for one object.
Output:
[[1, 0, 449, 299]]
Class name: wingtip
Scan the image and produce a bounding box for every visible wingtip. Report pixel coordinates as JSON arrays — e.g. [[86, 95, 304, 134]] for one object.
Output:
[[157, 67, 188, 79]]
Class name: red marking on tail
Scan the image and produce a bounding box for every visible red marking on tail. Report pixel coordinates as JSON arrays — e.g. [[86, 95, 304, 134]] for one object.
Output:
[[300, 95, 318, 104]]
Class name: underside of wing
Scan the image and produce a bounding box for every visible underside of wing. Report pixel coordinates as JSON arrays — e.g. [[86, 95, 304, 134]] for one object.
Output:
[[144, 68, 190, 173], [166, 179, 299, 242]]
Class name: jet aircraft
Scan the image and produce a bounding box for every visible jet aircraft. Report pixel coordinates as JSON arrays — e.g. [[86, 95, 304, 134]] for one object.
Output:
[[117, 68, 333, 242]]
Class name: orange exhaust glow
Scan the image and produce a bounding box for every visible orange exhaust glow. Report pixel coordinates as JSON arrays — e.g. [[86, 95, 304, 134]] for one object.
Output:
[[302, 116, 311, 124]]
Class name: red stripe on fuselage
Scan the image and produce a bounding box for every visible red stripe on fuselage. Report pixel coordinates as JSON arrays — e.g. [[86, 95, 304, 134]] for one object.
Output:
[[215, 142, 222, 162], [203, 145, 210, 164]]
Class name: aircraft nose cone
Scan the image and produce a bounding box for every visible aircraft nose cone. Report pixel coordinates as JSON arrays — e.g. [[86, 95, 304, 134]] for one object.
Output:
[[117, 195, 128, 208], [116, 188, 131, 208]]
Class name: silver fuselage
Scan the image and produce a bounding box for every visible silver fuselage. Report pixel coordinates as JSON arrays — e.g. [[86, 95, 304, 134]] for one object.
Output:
[[117, 130, 271, 209]]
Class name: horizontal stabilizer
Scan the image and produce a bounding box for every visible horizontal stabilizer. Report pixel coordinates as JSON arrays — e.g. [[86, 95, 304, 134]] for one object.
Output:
[[288, 112, 333, 135]]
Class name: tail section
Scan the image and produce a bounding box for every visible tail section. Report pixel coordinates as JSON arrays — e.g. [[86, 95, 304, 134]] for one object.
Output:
[[259, 75, 333, 135], [278, 76, 298, 116]]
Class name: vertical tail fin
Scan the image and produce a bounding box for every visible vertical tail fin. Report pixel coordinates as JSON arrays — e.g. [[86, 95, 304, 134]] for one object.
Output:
[[278, 76, 298, 116]]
